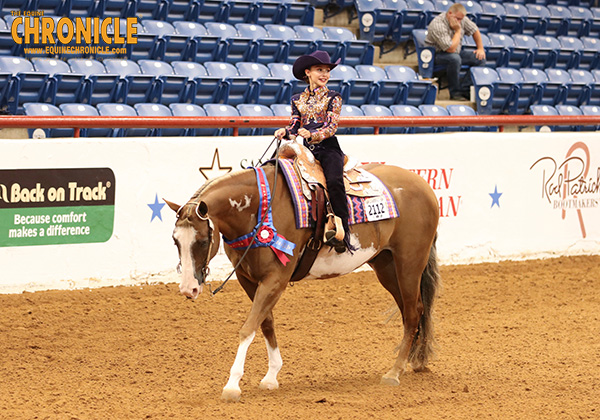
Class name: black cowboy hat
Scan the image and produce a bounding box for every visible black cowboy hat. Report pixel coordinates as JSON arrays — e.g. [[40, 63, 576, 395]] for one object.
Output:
[[292, 50, 341, 81]]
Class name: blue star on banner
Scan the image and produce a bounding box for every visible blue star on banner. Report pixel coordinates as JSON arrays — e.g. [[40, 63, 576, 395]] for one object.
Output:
[[148, 194, 165, 222], [489, 185, 503, 208]]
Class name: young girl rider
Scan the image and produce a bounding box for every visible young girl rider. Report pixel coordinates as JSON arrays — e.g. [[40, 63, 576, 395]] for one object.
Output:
[[274, 50, 351, 253]]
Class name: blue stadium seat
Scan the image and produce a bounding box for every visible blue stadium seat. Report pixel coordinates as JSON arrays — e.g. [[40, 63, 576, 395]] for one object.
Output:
[[205, 22, 257, 63], [292, 26, 341, 64], [546, 5, 571, 36], [418, 104, 448, 132], [196, 0, 229, 24], [165, 0, 201, 22], [568, 68, 596, 105], [338, 104, 370, 134], [446, 104, 496, 132], [169, 103, 212, 136], [133, 103, 176, 136], [68, 0, 103, 18], [136, 0, 169, 20], [568, 5, 593, 37], [557, 36, 583, 69], [411, 29, 438, 78], [360, 104, 392, 134], [290, 25, 326, 63], [579, 37, 600, 70], [270, 103, 292, 116], [329, 64, 373, 106], [0, 17, 19, 56], [138, 59, 188, 105], [204, 61, 255, 105], [354, 0, 396, 44], [172, 61, 222, 104], [529, 104, 559, 131], [356, 64, 405, 106], [36, 0, 65, 16], [103, 59, 160, 105], [23, 103, 70, 138], [0, 56, 49, 114], [524, 4, 550, 35], [511, 34, 537, 68], [142, 20, 195, 62], [380, 0, 407, 46], [534, 35, 560, 68], [556, 104, 583, 131], [173, 21, 221, 63], [277, 0, 315, 26], [236, 103, 274, 135], [385, 65, 437, 106], [255, 0, 286, 25], [546, 68, 581, 105], [96, 103, 141, 137], [224, 0, 261, 25], [68, 58, 121, 105], [102, 0, 137, 18], [497, 67, 537, 114], [403, 0, 436, 34], [476, 1, 505, 34], [389, 104, 431, 133], [487, 33, 514, 68], [32, 58, 86, 106], [521, 67, 566, 106], [589, 68, 600, 105], [580, 104, 600, 130], [590, 7, 600, 37], [237, 23, 289, 64], [203, 103, 240, 136], [268, 62, 302, 97], [236, 61, 287, 104], [471, 66, 505, 114], [499, 3, 528, 34], [59, 103, 110, 137], [117, 19, 160, 61]]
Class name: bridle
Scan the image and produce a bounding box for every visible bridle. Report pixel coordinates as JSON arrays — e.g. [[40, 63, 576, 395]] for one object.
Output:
[[176, 137, 284, 296], [175, 202, 214, 290]]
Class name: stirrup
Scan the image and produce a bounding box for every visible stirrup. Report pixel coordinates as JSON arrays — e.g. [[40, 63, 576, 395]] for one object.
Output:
[[323, 214, 344, 243], [324, 214, 346, 253]]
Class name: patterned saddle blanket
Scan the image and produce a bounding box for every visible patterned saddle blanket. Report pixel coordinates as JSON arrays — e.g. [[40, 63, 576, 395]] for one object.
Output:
[[277, 142, 399, 229]]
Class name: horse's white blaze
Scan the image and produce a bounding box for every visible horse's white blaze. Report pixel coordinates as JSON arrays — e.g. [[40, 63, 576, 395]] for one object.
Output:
[[223, 331, 256, 394], [174, 225, 200, 298], [307, 235, 377, 278], [260, 338, 282, 390]]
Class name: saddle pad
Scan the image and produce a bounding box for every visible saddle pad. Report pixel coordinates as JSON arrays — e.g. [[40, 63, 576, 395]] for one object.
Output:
[[279, 158, 400, 229]]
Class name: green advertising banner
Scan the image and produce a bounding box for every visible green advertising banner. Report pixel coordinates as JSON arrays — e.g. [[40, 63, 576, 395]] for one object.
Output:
[[0, 168, 115, 247]]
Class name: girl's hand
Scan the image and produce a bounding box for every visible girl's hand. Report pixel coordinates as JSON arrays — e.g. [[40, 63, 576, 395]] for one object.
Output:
[[274, 128, 286, 139], [298, 128, 311, 139]]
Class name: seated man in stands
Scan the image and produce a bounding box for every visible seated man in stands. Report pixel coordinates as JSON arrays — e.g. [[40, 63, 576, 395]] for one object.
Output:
[[425, 2, 486, 101]]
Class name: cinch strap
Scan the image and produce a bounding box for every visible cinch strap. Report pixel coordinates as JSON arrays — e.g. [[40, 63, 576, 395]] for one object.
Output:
[[223, 167, 296, 265]]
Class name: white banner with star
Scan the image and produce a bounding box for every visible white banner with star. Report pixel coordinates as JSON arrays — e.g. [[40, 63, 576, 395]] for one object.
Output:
[[0, 132, 599, 292]]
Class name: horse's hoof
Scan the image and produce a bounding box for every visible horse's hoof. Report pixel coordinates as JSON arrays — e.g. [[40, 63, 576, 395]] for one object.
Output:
[[259, 379, 279, 391], [380, 375, 400, 386], [221, 387, 242, 402]]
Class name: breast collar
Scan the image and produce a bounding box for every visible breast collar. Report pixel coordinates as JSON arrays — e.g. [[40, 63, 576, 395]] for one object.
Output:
[[223, 167, 296, 265]]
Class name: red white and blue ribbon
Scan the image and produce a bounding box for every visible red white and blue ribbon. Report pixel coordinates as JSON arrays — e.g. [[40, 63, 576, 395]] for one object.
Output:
[[223, 167, 296, 265]]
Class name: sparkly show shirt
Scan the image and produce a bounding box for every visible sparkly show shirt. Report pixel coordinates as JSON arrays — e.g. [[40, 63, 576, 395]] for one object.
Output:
[[285, 86, 343, 144]]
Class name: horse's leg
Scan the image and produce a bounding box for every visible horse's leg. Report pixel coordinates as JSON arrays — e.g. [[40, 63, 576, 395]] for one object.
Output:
[[380, 256, 425, 386], [221, 273, 286, 402], [236, 274, 283, 391]]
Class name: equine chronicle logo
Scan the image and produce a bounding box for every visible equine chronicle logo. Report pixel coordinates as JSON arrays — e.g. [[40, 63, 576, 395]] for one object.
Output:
[[0, 168, 115, 247], [529, 141, 600, 238]]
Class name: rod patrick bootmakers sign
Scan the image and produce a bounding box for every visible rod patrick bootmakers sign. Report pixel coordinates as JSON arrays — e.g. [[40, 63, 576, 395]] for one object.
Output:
[[0, 168, 115, 247]]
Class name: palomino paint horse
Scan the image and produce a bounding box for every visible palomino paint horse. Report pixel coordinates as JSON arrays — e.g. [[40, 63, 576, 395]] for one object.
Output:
[[165, 153, 440, 402]]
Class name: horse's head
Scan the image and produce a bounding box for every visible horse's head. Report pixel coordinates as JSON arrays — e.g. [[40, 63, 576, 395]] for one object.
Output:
[[165, 198, 220, 300]]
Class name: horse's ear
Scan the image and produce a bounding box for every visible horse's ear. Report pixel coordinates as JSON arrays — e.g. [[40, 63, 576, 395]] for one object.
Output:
[[163, 199, 181, 213], [197, 201, 209, 218]]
